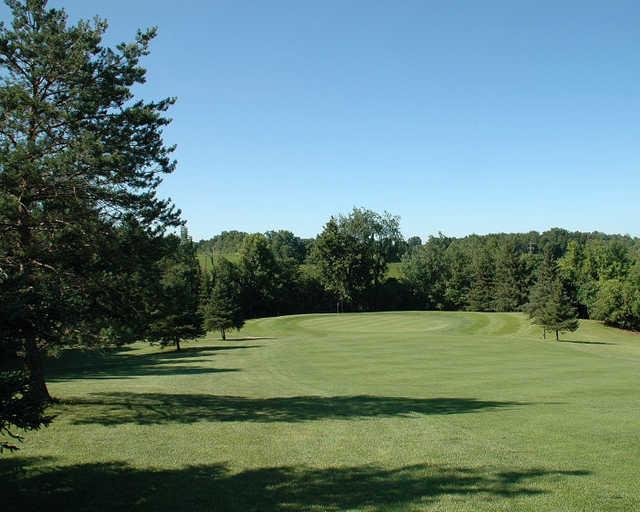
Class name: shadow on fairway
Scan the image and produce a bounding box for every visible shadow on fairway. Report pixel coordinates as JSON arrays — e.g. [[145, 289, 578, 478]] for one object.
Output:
[[47, 345, 259, 381], [0, 457, 591, 512], [224, 336, 276, 341], [61, 393, 525, 425], [557, 340, 615, 346]]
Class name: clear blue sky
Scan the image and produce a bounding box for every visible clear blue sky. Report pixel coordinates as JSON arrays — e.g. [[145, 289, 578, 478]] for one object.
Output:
[[5, 1, 640, 240]]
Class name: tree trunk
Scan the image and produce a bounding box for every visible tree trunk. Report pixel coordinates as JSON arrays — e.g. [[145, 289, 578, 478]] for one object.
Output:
[[175, 338, 181, 351], [543, 328, 546, 339], [24, 337, 52, 402], [555, 330, 559, 341], [17, 176, 52, 401], [220, 328, 226, 341]]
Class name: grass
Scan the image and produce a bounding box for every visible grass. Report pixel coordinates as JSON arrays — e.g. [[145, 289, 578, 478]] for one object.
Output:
[[386, 261, 404, 279], [3, 311, 640, 511], [197, 251, 241, 272]]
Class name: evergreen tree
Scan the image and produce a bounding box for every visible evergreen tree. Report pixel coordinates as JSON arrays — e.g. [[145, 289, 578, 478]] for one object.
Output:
[[527, 250, 579, 340], [526, 250, 555, 338], [147, 231, 203, 351], [443, 244, 471, 310], [540, 279, 580, 340], [201, 258, 244, 340], [493, 241, 525, 312], [467, 248, 495, 311], [0, 368, 52, 452], [0, 0, 179, 442]]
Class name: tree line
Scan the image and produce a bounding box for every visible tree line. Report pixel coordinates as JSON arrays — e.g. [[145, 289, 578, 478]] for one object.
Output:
[[196, 222, 640, 336]]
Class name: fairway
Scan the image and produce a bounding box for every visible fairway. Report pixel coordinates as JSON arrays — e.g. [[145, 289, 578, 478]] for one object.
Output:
[[4, 312, 640, 511]]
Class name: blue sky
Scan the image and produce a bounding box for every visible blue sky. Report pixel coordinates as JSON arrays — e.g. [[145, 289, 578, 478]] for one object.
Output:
[[5, 1, 639, 240]]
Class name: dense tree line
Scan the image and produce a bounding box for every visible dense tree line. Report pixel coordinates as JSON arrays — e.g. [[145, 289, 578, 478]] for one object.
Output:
[[196, 223, 640, 335], [196, 229, 314, 265], [400, 230, 639, 329]]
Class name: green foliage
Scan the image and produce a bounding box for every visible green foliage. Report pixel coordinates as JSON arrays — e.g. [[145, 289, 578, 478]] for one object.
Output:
[[147, 233, 204, 350], [527, 251, 579, 339], [196, 231, 249, 258], [201, 258, 244, 340], [0, 0, 179, 446], [404, 235, 423, 255], [401, 235, 450, 309], [193, 223, 640, 329], [467, 247, 495, 312], [238, 234, 283, 318], [312, 208, 403, 311], [265, 230, 308, 264], [541, 280, 580, 339], [591, 267, 640, 331], [493, 241, 527, 312], [0, 369, 53, 452], [337, 207, 404, 274], [312, 217, 372, 310]]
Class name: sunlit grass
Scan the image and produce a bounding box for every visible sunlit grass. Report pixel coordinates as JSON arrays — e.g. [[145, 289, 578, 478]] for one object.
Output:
[[3, 312, 640, 511]]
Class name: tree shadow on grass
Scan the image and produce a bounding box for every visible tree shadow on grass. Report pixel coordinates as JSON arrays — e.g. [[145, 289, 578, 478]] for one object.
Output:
[[225, 336, 276, 341], [60, 393, 526, 426], [46, 345, 259, 381], [558, 340, 615, 346], [1, 457, 591, 512]]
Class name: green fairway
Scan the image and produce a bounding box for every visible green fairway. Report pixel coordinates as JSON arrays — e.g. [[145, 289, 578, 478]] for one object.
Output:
[[3, 312, 640, 511]]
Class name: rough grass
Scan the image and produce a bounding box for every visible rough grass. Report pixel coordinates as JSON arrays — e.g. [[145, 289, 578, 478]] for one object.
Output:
[[3, 312, 640, 511]]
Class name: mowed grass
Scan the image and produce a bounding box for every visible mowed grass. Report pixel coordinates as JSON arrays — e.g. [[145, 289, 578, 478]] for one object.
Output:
[[3, 312, 640, 511]]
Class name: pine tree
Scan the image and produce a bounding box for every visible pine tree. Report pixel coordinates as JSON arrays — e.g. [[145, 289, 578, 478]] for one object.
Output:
[[467, 248, 495, 311], [0, 0, 179, 442], [0, 369, 53, 452], [493, 241, 526, 312], [541, 279, 580, 340], [202, 258, 244, 340], [527, 250, 579, 340], [147, 231, 204, 351]]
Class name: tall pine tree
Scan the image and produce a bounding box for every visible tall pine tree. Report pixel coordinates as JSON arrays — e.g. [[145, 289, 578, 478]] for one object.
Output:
[[527, 250, 579, 340], [467, 247, 495, 311], [493, 241, 526, 312], [0, 0, 179, 444], [147, 229, 204, 351], [201, 258, 244, 340]]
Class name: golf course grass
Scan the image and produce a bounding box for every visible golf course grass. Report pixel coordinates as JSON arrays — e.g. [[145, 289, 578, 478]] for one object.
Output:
[[3, 311, 640, 511]]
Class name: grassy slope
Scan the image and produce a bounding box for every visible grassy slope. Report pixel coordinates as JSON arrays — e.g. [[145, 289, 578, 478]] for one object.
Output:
[[3, 312, 640, 511], [197, 252, 241, 272]]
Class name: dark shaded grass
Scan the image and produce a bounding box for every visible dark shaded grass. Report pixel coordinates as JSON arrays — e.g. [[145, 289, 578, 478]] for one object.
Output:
[[1, 457, 590, 512], [46, 345, 260, 381], [57, 393, 526, 425], [557, 340, 615, 345]]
